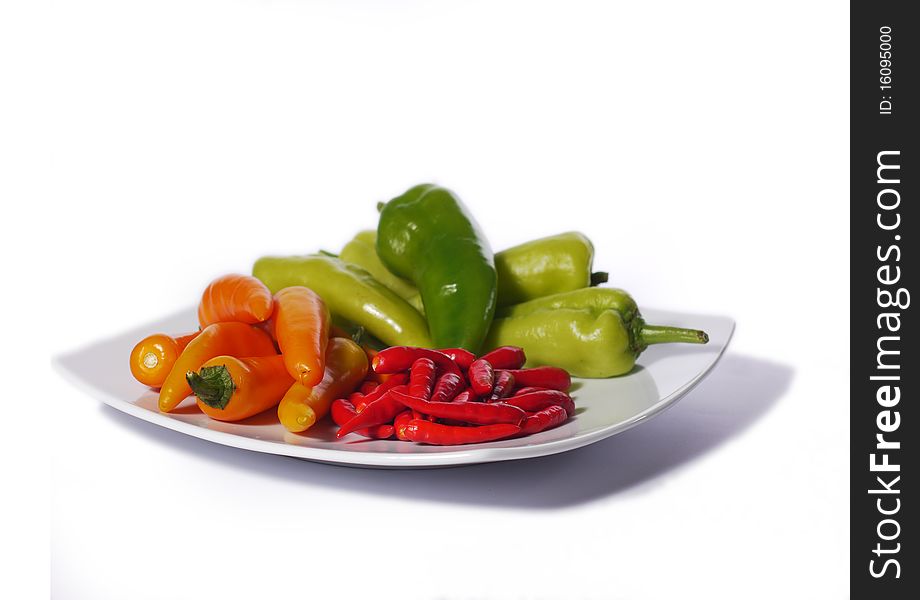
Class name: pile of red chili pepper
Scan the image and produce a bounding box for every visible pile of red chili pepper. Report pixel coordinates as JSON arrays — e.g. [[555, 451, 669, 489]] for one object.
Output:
[[330, 345, 574, 445]]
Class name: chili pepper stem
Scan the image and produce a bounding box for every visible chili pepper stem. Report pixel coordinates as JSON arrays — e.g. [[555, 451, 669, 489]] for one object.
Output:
[[590, 271, 609, 286], [639, 324, 710, 346], [186, 366, 235, 410]]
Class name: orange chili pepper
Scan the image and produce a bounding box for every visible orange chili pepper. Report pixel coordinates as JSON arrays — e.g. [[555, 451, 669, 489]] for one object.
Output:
[[187, 355, 293, 421], [158, 322, 276, 412], [273, 286, 331, 387], [278, 337, 368, 433], [198, 274, 274, 327], [130, 331, 199, 387]]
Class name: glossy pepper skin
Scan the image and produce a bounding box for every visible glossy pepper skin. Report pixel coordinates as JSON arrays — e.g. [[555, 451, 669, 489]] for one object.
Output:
[[484, 288, 709, 378], [494, 232, 606, 306], [252, 254, 432, 348], [130, 331, 199, 388], [278, 337, 369, 433], [377, 184, 498, 353], [495, 286, 639, 321], [339, 230, 426, 314], [348, 230, 606, 311], [187, 355, 293, 422]]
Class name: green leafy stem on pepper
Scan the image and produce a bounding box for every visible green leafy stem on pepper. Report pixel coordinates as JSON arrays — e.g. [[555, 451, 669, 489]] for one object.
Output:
[[253, 183, 708, 378]]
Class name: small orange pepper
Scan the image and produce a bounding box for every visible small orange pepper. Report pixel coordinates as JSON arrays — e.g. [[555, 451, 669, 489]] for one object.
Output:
[[198, 274, 274, 327], [130, 331, 199, 388], [187, 355, 293, 422], [158, 322, 276, 412], [278, 337, 368, 433], [273, 286, 330, 387]]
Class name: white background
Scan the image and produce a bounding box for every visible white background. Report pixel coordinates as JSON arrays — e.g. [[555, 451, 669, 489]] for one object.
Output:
[[3, 1, 849, 598]]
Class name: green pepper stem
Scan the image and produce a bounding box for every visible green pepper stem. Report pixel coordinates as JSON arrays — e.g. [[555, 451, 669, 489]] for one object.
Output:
[[640, 324, 709, 345], [590, 271, 609, 286], [186, 366, 235, 410]]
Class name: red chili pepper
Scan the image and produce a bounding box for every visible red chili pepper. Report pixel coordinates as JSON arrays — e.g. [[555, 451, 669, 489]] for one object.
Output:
[[360, 381, 379, 395], [452, 389, 474, 403], [437, 348, 476, 371], [468, 358, 494, 396], [335, 385, 408, 438], [359, 372, 409, 406], [488, 370, 515, 402], [430, 372, 464, 403], [390, 390, 525, 425], [393, 410, 414, 440], [408, 357, 437, 400], [403, 420, 521, 445], [513, 386, 543, 396], [332, 398, 396, 438], [372, 347, 461, 377], [501, 367, 571, 391], [519, 405, 569, 435], [350, 391, 368, 413], [480, 346, 526, 370], [331, 398, 358, 426], [353, 424, 395, 440], [505, 390, 575, 416]]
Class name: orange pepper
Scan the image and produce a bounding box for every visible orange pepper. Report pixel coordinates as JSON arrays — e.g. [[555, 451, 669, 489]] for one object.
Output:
[[198, 274, 274, 327], [187, 355, 293, 422], [273, 286, 330, 387], [158, 322, 276, 412], [278, 337, 368, 432], [129, 331, 199, 388]]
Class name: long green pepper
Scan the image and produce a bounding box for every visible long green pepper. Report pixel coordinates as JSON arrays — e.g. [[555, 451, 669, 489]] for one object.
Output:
[[484, 288, 709, 377], [339, 230, 426, 313], [252, 254, 432, 347]]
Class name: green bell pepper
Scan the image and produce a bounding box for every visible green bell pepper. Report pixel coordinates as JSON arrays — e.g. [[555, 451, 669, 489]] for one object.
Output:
[[377, 184, 497, 352]]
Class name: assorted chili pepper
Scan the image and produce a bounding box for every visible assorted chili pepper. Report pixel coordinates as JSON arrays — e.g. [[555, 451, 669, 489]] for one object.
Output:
[[129, 183, 716, 446], [331, 345, 575, 445]]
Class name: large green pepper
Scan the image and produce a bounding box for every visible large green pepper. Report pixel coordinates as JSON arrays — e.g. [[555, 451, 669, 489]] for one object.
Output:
[[483, 288, 709, 377], [252, 254, 432, 347], [495, 232, 606, 306], [377, 184, 497, 352], [339, 230, 426, 313]]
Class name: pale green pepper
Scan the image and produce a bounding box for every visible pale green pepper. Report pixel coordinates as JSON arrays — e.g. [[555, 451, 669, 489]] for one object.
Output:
[[484, 288, 709, 377]]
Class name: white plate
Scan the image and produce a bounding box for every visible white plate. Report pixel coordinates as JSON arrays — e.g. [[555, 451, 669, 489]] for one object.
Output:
[[55, 308, 733, 468]]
